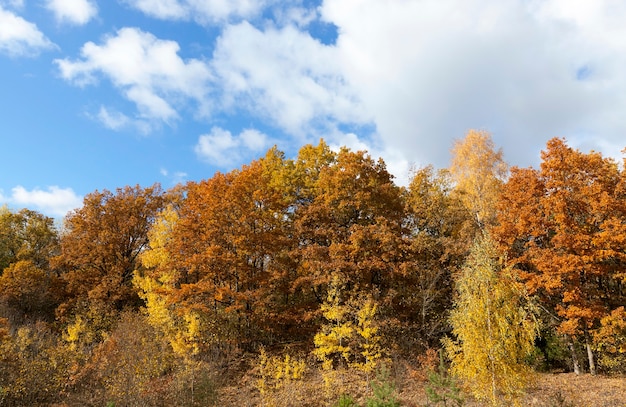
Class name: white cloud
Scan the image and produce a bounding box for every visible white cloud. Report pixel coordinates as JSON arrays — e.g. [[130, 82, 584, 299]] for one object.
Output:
[[239, 128, 268, 151], [318, 0, 626, 169], [195, 126, 270, 167], [125, 86, 178, 120], [49, 0, 626, 181], [94, 105, 155, 134], [212, 22, 368, 138], [55, 27, 213, 126], [0, 0, 24, 9], [273, 6, 317, 28], [97, 106, 130, 130], [123, 0, 270, 24], [1, 186, 83, 217], [45, 0, 97, 25], [160, 168, 188, 185], [0, 6, 55, 57]]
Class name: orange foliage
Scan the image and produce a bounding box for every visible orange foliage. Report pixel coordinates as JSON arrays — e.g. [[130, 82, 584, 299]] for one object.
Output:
[[293, 147, 404, 303], [150, 157, 295, 347], [0, 260, 63, 321], [494, 138, 626, 374], [54, 184, 166, 314]]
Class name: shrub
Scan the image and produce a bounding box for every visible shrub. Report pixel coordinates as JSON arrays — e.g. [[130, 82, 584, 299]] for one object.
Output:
[[365, 364, 400, 407], [335, 394, 359, 407], [0, 321, 73, 406], [256, 346, 307, 406], [424, 350, 463, 406], [593, 307, 626, 374]]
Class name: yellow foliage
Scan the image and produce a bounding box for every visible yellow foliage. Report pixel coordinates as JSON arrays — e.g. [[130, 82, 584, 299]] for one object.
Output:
[[134, 274, 176, 331], [353, 298, 384, 373], [592, 307, 626, 372], [171, 311, 203, 357], [450, 129, 508, 229], [136, 265, 210, 358], [256, 347, 307, 406], [135, 205, 210, 359], [139, 204, 178, 270], [445, 234, 537, 406], [63, 315, 89, 351], [313, 274, 354, 370], [61, 302, 116, 351], [314, 274, 386, 377]]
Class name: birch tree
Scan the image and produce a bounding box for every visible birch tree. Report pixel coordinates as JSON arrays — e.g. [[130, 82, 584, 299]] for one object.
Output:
[[449, 130, 508, 229], [445, 233, 537, 405]]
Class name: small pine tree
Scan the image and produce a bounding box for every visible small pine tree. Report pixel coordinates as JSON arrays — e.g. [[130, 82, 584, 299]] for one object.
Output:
[[425, 350, 463, 406], [365, 365, 400, 407], [334, 394, 359, 407]]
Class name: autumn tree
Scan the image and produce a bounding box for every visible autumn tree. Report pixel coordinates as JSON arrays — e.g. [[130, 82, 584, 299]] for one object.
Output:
[[0, 260, 63, 322], [134, 202, 208, 357], [494, 138, 626, 375], [592, 307, 626, 373], [400, 166, 474, 349], [313, 274, 356, 371], [0, 206, 59, 273], [445, 233, 537, 406], [54, 184, 166, 324], [137, 156, 295, 351], [264, 140, 336, 211], [449, 130, 508, 229], [293, 147, 405, 312], [137, 141, 409, 357], [0, 207, 61, 322]]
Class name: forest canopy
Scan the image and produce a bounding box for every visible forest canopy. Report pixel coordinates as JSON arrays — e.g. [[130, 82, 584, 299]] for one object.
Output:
[[0, 134, 624, 406]]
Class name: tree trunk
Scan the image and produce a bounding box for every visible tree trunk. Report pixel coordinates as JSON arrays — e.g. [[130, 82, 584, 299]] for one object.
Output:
[[584, 328, 597, 375], [568, 338, 581, 375]]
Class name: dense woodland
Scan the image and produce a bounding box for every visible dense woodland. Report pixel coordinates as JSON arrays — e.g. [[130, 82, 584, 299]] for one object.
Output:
[[0, 131, 625, 406]]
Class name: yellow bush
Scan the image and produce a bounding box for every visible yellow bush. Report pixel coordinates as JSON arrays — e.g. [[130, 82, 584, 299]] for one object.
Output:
[[256, 347, 307, 406], [593, 307, 626, 373]]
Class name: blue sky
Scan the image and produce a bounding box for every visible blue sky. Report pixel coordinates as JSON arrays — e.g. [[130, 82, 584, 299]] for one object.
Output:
[[1, 0, 625, 218]]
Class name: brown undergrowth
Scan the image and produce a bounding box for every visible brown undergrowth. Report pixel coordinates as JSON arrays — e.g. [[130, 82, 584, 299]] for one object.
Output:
[[218, 358, 626, 407]]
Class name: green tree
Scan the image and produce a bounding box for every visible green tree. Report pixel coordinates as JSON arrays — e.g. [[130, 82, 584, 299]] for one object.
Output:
[[445, 234, 537, 406]]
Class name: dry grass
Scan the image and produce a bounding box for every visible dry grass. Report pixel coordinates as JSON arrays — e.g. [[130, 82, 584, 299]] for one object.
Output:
[[218, 361, 626, 407], [519, 373, 626, 407], [399, 372, 626, 407]]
